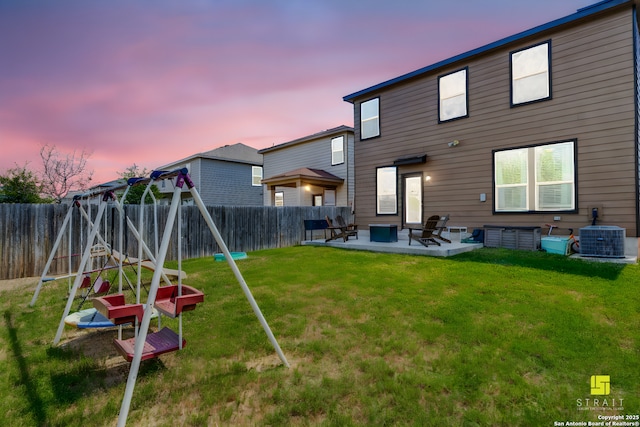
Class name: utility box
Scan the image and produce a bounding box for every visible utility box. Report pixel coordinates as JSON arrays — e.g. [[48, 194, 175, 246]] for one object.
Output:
[[483, 225, 541, 251], [579, 225, 625, 258], [369, 224, 398, 242]]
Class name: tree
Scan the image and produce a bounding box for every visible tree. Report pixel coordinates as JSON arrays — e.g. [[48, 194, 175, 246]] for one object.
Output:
[[40, 144, 93, 203], [118, 164, 162, 204], [0, 164, 48, 203]]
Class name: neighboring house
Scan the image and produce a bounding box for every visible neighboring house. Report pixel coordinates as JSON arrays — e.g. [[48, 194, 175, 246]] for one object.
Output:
[[62, 179, 127, 204], [156, 143, 263, 206], [89, 179, 127, 193], [343, 0, 640, 239], [259, 125, 354, 208]]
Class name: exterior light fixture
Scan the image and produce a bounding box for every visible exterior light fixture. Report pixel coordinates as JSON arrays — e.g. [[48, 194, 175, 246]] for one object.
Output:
[[448, 140, 460, 148]]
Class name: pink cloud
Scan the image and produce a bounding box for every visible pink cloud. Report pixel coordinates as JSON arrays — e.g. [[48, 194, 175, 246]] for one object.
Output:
[[0, 0, 589, 187]]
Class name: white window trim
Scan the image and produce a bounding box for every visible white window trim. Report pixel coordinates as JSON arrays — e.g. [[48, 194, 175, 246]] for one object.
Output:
[[494, 140, 575, 213], [331, 135, 345, 165], [252, 166, 263, 186], [274, 191, 284, 207]]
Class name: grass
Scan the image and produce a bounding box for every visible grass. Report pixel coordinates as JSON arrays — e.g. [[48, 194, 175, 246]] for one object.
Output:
[[1, 246, 639, 426]]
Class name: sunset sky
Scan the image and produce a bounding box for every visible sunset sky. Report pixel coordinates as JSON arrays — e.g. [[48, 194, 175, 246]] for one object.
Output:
[[0, 0, 590, 185]]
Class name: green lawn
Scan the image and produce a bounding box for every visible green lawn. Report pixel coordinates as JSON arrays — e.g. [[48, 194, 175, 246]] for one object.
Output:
[[2, 246, 639, 426]]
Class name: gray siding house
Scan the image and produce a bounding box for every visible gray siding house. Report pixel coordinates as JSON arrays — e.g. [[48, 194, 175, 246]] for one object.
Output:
[[259, 126, 355, 208], [343, 0, 640, 239], [157, 143, 263, 206]]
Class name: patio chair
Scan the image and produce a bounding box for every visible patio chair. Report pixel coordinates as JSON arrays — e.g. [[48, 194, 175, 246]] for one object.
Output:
[[434, 214, 452, 243], [325, 216, 347, 242], [335, 215, 358, 240], [408, 215, 441, 247]]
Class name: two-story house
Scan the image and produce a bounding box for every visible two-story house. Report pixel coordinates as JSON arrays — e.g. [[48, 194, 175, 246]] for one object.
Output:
[[156, 143, 263, 206], [259, 125, 355, 208], [343, 0, 640, 241]]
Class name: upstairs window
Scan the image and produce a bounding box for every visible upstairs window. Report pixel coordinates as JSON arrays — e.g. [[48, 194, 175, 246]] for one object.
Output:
[[511, 41, 551, 106], [360, 98, 380, 139], [439, 67, 468, 122], [331, 136, 344, 165], [494, 140, 575, 213], [252, 166, 263, 186]]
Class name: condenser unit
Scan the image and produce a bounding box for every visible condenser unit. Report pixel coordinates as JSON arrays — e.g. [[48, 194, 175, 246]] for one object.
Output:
[[579, 225, 625, 258]]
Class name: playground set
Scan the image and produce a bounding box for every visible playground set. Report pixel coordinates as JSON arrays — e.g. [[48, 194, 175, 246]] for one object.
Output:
[[29, 168, 289, 427]]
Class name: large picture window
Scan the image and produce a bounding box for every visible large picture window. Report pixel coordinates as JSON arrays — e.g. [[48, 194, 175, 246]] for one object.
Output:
[[376, 166, 397, 215], [494, 140, 575, 212], [511, 41, 551, 106], [439, 67, 468, 122], [360, 98, 380, 139]]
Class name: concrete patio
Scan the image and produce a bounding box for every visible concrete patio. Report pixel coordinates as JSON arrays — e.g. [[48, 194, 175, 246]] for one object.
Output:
[[302, 227, 638, 264], [301, 228, 483, 257]]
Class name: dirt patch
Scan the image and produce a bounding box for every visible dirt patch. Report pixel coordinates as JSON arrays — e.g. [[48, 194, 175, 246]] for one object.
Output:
[[245, 354, 288, 372], [59, 327, 135, 386]]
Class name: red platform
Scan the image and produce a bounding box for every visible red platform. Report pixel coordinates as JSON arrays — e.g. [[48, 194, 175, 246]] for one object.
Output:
[[113, 327, 186, 362], [154, 285, 204, 318], [93, 294, 143, 326]]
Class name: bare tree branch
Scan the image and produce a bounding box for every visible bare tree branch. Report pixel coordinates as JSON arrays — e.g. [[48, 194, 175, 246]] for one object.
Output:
[[39, 144, 94, 202]]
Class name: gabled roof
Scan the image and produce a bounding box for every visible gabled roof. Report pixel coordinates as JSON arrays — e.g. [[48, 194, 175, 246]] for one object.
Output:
[[90, 178, 127, 191], [261, 167, 344, 187], [343, 0, 632, 103], [258, 125, 353, 154], [160, 142, 262, 169], [199, 142, 263, 164]]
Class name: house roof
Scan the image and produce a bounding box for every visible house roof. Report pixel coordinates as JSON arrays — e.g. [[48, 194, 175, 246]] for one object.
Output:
[[343, 0, 632, 103], [258, 125, 353, 154], [261, 167, 344, 188], [159, 142, 262, 169], [90, 178, 127, 191]]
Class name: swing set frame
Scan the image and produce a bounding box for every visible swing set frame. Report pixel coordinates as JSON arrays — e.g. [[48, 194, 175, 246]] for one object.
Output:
[[31, 168, 289, 427]]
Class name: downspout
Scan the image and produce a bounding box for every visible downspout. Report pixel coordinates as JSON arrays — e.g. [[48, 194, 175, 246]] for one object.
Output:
[[634, 5, 640, 236], [349, 133, 356, 218]]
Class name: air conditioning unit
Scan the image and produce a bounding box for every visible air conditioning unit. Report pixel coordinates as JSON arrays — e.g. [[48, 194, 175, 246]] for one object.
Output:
[[579, 226, 625, 258]]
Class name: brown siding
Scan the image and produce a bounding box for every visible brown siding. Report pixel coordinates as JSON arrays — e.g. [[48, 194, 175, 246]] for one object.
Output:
[[351, 8, 638, 236]]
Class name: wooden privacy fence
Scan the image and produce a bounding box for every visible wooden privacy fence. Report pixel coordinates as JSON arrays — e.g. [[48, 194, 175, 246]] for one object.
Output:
[[0, 203, 352, 280]]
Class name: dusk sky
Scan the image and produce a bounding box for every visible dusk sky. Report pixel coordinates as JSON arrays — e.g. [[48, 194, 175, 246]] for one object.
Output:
[[1, 0, 591, 185]]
